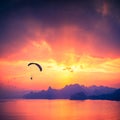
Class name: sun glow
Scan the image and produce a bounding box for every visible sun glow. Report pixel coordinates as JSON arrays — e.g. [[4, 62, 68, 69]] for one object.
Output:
[[0, 48, 120, 89], [0, 24, 120, 89]]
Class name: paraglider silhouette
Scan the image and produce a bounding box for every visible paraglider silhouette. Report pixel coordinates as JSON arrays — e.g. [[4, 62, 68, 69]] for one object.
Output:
[[28, 62, 42, 71], [28, 62, 42, 80]]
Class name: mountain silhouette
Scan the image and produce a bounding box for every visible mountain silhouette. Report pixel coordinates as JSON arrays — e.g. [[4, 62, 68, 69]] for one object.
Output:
[[86, 89, 120, 101], [70, 92, 87, 100], [23, 84, 118, 100]]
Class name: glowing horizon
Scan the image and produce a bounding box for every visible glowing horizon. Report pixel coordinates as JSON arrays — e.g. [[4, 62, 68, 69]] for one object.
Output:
[[0, 0, 120, 92], [0, 34, 120, 90]]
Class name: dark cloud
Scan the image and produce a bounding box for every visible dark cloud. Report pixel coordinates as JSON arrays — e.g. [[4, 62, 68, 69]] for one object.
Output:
[[0, 0, 100, 29], [0, 0, 120, 27], [0, 0, 120, 58], [0, 0, 96, 57], [0, 17, 30, 57]]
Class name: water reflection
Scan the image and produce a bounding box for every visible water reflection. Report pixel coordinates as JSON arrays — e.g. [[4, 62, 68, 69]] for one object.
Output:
[[0, 99, 120, 120]]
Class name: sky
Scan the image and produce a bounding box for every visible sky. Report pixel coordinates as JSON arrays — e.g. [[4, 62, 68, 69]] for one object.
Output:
[[0, 0, 120, 95]]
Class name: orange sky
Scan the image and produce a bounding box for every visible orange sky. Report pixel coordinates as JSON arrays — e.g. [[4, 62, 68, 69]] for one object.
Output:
[[0, 0, 120, 91], [0, 25, 120, 90]]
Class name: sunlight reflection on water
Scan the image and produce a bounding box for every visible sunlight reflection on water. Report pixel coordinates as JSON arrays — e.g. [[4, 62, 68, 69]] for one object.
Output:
[[0, 99, 120, 120]]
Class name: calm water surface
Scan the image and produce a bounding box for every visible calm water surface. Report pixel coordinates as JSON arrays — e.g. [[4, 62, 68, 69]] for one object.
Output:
[[0, 99, 120, 120]]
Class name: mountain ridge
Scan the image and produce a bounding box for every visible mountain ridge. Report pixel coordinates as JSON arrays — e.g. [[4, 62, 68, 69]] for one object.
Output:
[[23, 84, 118, 100]]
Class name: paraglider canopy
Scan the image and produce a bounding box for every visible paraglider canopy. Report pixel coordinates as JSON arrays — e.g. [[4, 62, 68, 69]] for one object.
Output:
[[28, 62, 42, 71]]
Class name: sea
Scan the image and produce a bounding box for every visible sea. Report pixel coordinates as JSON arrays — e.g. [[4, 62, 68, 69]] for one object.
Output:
[[0, 99, 120, 120]]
